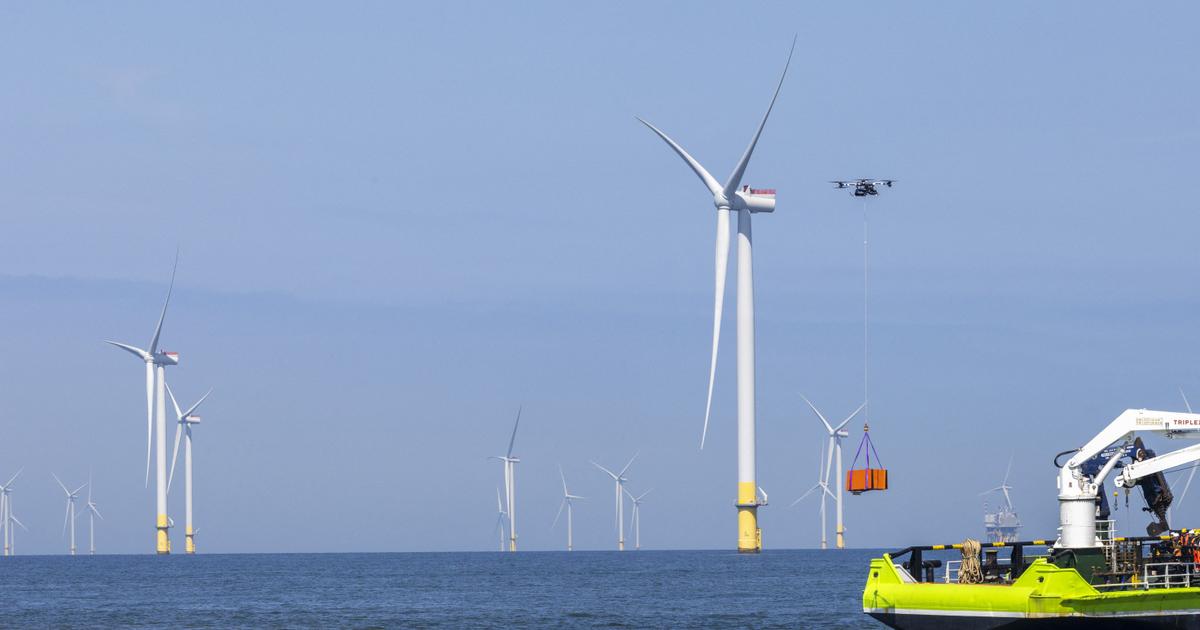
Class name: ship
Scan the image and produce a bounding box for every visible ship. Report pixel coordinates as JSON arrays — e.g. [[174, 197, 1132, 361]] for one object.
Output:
[[864, 408, 1200, 628]]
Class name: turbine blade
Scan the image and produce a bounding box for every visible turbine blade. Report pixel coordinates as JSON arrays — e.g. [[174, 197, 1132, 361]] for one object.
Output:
[[145, 362, 154, 487], [3, 467, 23, 488], [800, 395, 835, 434], [90, 504, 104, 520], [559, 465, 569, 496], [506, 407, 521, 458], [1180, 465, 1198, 507], [11, 515, 27, 531], [636, 118, 722, 196], [1003, 455, 1014, 486], [701, 207, 731, 449], [722, 36, 796, 198], [553, 498, 566, 528], [166, 383, 184, 420], [1182, 387, 1194, 413], [52, 473, 69, 495], [591, 461, 618, 480], [833, 401, 868, 432], [791, 483, 822, 506], [637, 488, 653, 501], [104, 341, 151, 361], [496, 486, 503, 512], [148, 251, 179, 354], [62, 501, 70, 536], [619, 452, 639, 477], [168, 422, 184, 493], [181, 387, 213, 419]]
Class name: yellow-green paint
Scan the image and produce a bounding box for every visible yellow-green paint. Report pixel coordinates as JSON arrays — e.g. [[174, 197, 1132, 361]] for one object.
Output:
[[185, 526, 195, 554], [737, 481, 761, 553], [864, 553, 1200, 617], [156, 513, 170, 554]]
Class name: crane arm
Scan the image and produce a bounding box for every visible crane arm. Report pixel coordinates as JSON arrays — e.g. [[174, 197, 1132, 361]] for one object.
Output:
[[1066, 409, 1200, 472], [1116, 442, 1200, 488]]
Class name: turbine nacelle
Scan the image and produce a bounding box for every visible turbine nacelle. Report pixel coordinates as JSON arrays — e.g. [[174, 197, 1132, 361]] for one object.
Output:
[[731, 187, 777, 213], [155, 351, 180, 366]]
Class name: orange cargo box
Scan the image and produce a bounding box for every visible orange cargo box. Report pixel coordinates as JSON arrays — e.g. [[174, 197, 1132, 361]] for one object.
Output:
[[846, 468, 888, 494]]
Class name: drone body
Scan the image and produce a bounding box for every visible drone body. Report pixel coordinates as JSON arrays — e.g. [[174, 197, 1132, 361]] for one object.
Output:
[[831, 179, 895, 197]]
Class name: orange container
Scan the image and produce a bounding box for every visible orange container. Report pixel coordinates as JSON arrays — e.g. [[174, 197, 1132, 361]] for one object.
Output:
[[847, 468, 888, 494]]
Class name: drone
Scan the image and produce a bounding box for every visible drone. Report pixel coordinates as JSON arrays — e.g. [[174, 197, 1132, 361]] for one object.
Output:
[[831, 179, 895, 197]]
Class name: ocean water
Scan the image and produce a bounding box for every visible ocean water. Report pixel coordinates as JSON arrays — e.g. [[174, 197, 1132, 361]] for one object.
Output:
[[1, 549, 879, 628]]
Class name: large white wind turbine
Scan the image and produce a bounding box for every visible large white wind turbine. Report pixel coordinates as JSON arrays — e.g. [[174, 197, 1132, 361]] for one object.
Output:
[[1, 469, 24, 556], [638, 39, 794, 553], [553, 466, 585, 551], [489, 408, 522, 552], [979, 456, 1016, 514], [167, 384, 212, 555], [791, 440, 836, 549], [106, 255, 180, 554], [800, 395, 865, 550], [53, 474, 88, 556], [84, 474, 103, 555], [494, 487, 508, 552], [592, 454, 637, 551], [623, 487, 653, 551]]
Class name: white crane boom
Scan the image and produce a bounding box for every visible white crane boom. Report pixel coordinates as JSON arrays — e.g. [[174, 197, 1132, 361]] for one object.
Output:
[[1117, 443, 1200, 489]]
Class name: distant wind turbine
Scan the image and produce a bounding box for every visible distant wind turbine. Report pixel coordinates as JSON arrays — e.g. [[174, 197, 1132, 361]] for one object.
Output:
[[106, 253, 181, 554], [53, 474, 88, 556], [489, 408, 522, 552], [494, 487, 508, 552], [553, 466, 585, 551], [623, 487, 653, 551], [1, 469, 25, 556], [800, 395, 864, 549], [84, 474, 103, 555], [167, 384, 212, 554], [792, 440, 835, 549], [638, 38, 794, 553], [592, 453, 637, 551]]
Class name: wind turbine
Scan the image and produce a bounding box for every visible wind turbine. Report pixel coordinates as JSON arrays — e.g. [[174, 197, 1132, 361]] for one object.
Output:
[[1, 469, 24, 556], [980, 456, 1016, 513], [494, 487, 508, 552], [592, 454, 637, 551], [106, 254, 181, 554], [489, 408, 521, 552], [623, 487, 653, 551], [800, 395, 865, 550], [168, 384, 212, 554], [638, 39, 794, 553], [553, 466, 585, 551], [791, 440, 835, 549], [53, 474, 88, 556], [84, 474, 103, 555]]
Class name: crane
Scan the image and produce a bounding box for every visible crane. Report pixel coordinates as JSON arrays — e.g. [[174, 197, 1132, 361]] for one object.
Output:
[[1058, 408, 1200, 549]]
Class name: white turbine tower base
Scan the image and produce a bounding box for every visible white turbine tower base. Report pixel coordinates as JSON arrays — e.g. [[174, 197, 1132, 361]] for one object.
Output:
[[639, 39, 794, 553], [107, 253, 181, 554], [1, 469, 25, 556]]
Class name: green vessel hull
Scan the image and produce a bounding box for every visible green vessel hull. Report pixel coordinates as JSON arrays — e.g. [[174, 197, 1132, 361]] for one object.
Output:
[[864, 554, 1200, 629]]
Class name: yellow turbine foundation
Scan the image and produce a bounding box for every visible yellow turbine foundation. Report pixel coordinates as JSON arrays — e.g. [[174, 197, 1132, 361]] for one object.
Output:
[[156, 514, 171, 554], [836, 524, 845, 550], [737, 481, 762, 553], [186, 526, 195, 554]]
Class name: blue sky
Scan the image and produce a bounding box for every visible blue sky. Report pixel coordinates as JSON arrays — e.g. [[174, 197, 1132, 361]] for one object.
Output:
[[2, 2, 1200, 553]]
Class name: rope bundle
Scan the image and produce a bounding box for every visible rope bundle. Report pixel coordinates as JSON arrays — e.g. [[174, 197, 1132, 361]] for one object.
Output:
[[959, 538, 983, 584]]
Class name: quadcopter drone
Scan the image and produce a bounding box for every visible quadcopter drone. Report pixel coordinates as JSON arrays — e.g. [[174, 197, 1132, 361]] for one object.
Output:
[[831, 179, 895, 197]]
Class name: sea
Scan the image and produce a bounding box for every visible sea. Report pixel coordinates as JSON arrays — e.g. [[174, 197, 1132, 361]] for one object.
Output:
[[0, 549, 880, 628]]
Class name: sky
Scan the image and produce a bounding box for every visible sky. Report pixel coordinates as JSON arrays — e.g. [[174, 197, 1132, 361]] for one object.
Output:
[[2, 2, 1200, 554]]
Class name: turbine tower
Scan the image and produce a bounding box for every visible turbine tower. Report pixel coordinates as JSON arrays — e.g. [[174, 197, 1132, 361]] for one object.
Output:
[[553, 466, 585, 551], [84, 474, 103, 555], [489, 408, 521, 552], [623, 488, 653, 551], [167, 384, 212, 555], [53, 474, 88, 556], [792, 441, 834, 549], [638, 40, 794, 553], [1, 469, 24, 556], [592, 454, 637, 551], [106, 254, 181, 554], [800, 395, 865, 549]]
